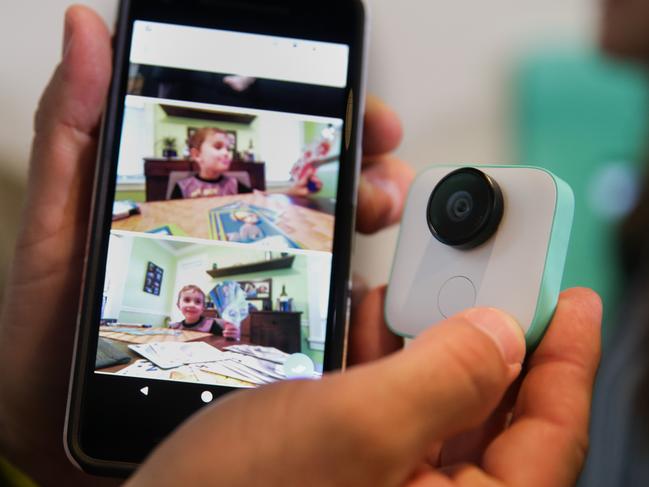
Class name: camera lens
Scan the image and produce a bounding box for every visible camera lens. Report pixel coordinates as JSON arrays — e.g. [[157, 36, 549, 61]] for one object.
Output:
[[427, 167, 504, 249], [446, 191, 473, 222]]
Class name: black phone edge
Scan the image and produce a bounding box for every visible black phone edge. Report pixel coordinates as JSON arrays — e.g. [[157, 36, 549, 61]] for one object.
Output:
[[64, 0, 367, 477], [323, 1, 369, 373], [65, 0, 138, 477]]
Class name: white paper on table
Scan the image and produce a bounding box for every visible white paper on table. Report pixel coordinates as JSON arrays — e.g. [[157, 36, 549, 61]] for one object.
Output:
[[202, 355, 285, 385], [222, 360, 276, 384], [129, 342, 225, 369], [201, 362, 263, 385], [224, 344, 289, 363], [229, 354, 286, 380], [116, 359, 171, 380]]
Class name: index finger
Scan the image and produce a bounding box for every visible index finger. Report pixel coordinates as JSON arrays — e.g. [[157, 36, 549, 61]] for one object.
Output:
[[362, 95, 403, 157], [347, 286, 403, 366], [481, 287, 602, 487]]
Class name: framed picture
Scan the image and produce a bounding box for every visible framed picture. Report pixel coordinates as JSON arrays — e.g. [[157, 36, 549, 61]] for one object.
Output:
[[143, 261, 164, 296], [238, 279, 272, 300], [187, 127, 237, 152]]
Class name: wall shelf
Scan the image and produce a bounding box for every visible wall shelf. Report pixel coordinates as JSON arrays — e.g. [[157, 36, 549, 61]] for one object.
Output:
[[160, 104, 256, 124], [206, 255, 295, 278]]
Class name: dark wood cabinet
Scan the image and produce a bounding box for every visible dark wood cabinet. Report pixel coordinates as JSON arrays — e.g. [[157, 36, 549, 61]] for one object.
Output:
[[249, 311, 302, 354]]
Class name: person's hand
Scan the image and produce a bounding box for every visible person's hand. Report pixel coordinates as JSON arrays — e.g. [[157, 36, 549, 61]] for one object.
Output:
[[0, 6, 116, 487], [356, 94, 413, 233], [221, 321, 241, 340], [127, 288, 601, 487], [287, 97, 412, 202], [0, 5, 412, 485], [286, 170, 324, 197]]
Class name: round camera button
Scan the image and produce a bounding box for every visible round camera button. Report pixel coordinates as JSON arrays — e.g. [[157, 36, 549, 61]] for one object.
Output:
[[438, 276, 476, 318]]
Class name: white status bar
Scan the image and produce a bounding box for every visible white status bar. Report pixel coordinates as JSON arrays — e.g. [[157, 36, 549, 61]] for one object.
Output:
[[130, 21, 349, 88]]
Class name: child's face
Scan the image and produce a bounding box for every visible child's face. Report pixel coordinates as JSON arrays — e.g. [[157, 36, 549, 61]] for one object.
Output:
[[177, 289, 205, 323], [193, 132, 233, 178]]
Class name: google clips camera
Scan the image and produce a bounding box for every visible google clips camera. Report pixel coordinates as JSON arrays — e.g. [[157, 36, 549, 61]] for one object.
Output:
[[385, 165, 574, 347]]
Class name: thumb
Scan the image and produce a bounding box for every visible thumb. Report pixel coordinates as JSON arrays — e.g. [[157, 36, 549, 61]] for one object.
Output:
[[11, 5, 111, 291], [334, 306, 525, 469], [20, 5, 111, 249]]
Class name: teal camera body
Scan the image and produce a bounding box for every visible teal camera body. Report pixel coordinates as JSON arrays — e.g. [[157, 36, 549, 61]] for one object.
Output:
[[385, 165, 574, 348]]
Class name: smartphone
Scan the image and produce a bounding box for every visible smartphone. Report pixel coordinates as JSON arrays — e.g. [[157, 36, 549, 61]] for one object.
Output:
[[65, 0, 367, 475]]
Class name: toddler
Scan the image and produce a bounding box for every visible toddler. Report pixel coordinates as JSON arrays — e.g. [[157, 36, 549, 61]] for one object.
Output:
[[169, 284, 240, 339], [170, 128, 252, 199]]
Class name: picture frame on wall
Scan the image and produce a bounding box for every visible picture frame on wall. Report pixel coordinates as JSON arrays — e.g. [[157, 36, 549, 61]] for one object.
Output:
[[238, 279, 272, 300], [143, 261, 164, 296]]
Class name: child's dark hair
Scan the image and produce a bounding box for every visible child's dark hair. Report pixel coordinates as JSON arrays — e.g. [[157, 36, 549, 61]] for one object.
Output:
[[176, 285, 205, 305], [188, 127, 233, 151]]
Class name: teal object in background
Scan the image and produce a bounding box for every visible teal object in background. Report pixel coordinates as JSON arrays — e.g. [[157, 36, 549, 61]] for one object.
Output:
[[515, 50, 649, 339]]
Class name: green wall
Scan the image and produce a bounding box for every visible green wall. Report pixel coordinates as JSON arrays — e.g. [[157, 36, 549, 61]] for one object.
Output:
[[117, 236, 324, 358], [118, 239, 314, 327], [303, 121, 321, 144], [115, 190, 145, 202], [119, 238, 177, 327], [315, 162, 339, 200], [154, 105, 255, 157], [181, 246, 311, 324], [303, 122, 341, 200]]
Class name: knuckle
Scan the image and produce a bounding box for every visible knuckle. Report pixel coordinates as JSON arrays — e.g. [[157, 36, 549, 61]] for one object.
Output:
[[537, 419, 590, 473]]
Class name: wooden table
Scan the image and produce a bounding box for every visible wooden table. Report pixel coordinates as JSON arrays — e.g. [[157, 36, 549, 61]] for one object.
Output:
[[112, 192, 334, 252]]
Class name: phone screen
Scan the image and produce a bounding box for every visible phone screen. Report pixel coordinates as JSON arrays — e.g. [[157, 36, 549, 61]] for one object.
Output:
[[99, 19, 350, 385], [69, 0, 365, 468]]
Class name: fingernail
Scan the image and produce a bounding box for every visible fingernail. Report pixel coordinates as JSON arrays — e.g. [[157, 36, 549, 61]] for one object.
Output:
[[464, 308, 525, 366], [362, 173, 403, 222]]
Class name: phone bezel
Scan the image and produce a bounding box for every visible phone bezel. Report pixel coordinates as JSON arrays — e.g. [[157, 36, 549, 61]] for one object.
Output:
[[65, 0, 367, 476]]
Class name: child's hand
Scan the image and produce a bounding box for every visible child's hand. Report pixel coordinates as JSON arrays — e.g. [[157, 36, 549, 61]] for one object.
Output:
[[221, 321, 241, 340], [287, 172, 324, 196]]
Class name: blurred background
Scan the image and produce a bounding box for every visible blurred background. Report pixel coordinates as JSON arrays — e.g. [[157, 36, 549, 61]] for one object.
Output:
[[1, 0, 647, 339]]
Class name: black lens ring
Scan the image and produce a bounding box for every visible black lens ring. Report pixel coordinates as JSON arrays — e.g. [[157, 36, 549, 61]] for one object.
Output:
[[426, 167, 504, 249]]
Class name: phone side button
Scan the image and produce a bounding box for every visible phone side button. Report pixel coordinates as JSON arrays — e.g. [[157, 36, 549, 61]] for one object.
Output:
[[345, 89, 354, 150]]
